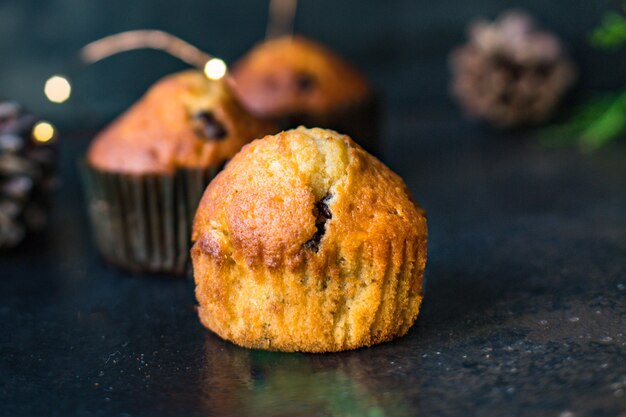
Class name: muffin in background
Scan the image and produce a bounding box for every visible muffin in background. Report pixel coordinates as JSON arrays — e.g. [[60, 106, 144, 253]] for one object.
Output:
[[83, 70, 276, 274], [192, 127, 427, 352], [229, 36, 379, 154]]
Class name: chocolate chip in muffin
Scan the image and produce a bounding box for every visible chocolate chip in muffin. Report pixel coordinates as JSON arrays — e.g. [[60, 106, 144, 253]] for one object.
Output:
[[304, 193, 332, 252], [193, 111, 228, 140], [294, 72, 315, 93]]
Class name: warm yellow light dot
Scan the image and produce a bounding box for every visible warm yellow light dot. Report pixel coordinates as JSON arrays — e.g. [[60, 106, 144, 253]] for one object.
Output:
[[32, 121, 56, 143], [204, 58, 227, 80], [44, 75, 72, 103]]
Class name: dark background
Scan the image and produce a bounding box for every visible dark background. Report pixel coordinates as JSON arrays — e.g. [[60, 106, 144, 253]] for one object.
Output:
[[0, 0, 624, 129], [1, 1, 625, 417]]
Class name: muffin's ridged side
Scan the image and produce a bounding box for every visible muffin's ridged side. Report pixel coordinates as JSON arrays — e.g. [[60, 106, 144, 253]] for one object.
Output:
[[81, 164, 221, 274], [192, 127, 427, 352], [193, 238, 425, 352]]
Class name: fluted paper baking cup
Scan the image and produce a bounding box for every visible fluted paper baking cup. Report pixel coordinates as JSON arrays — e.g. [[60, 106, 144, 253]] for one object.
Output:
[[80, 161, 220, 275]]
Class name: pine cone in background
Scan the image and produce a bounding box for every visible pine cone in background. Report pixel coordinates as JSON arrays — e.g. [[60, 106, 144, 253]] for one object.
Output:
[[0, 101, 57, 249], [450, 11, 577, 128]]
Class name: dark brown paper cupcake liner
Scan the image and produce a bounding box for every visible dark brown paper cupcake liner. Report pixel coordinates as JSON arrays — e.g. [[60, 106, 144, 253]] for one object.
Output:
[[275, 94, 380, 155], [79, 161, 221, 275]]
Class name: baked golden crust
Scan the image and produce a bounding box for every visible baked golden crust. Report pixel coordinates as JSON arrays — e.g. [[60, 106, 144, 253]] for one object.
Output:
[[191, 127, 427, 352], [229, 36, 372, 118], [87, 70, 276, 174]]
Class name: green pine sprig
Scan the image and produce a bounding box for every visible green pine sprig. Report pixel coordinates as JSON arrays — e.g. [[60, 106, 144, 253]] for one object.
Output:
[[541, 91, 626, 151], [590, 3, 626, 49], [540, 2, 626, 150]]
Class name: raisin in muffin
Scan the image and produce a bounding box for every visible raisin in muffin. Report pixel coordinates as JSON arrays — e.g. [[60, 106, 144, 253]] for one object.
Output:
[[83, 70, 276, 274], [229, 36, 379, 154], [192, 127, 427, 351]]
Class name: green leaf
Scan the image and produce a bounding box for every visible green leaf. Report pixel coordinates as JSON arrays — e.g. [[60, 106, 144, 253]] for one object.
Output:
[[578, 91, 626, 150], [589, 7, 626, 49], [544, 3, 626, 151], [539, 91, 626, 150]]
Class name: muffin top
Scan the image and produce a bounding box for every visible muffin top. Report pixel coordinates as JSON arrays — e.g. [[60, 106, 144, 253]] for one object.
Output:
[[229, 36, 372, 118], [88, 70, 276, 174], [192, 127, 426, 270]]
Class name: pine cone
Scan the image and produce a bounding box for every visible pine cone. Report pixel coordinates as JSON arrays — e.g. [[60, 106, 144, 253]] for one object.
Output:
[[450, 11, 577, 127], [0, 101, 57, 249]]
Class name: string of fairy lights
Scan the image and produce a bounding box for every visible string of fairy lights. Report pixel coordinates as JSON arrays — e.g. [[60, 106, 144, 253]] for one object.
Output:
[[43, 30, 228, 105], [39, 0, 297, 142], [40, 31, 229, 144]]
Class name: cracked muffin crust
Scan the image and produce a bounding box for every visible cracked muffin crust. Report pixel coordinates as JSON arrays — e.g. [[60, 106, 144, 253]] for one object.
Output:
[[191, 127, 427, 352], [88, 70, 276, 174]]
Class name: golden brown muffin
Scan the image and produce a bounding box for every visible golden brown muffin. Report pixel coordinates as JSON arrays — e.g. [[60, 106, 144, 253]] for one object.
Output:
[[191, 127, 427, 352], [230, 36, 370, 118], [88, 70, 276, 174], [82, 70, 276, 274], [229, 36, 379, 154]]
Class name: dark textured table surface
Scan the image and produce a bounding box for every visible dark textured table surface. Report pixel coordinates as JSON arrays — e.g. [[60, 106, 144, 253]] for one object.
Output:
[[1, 106, 625, 417]]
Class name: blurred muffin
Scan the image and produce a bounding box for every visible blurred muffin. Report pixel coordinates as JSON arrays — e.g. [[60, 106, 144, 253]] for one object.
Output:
[[229, 36, 379, 154], [83, 70, 276, 274], [192, 127, 427, 352], [88, 70, 274, 173]]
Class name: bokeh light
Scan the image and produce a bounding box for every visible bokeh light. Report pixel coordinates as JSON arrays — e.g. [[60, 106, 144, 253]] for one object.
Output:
[[204, 58, 227, 80], [44, 75, 72, 103], [32, 121, 56, 143]]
